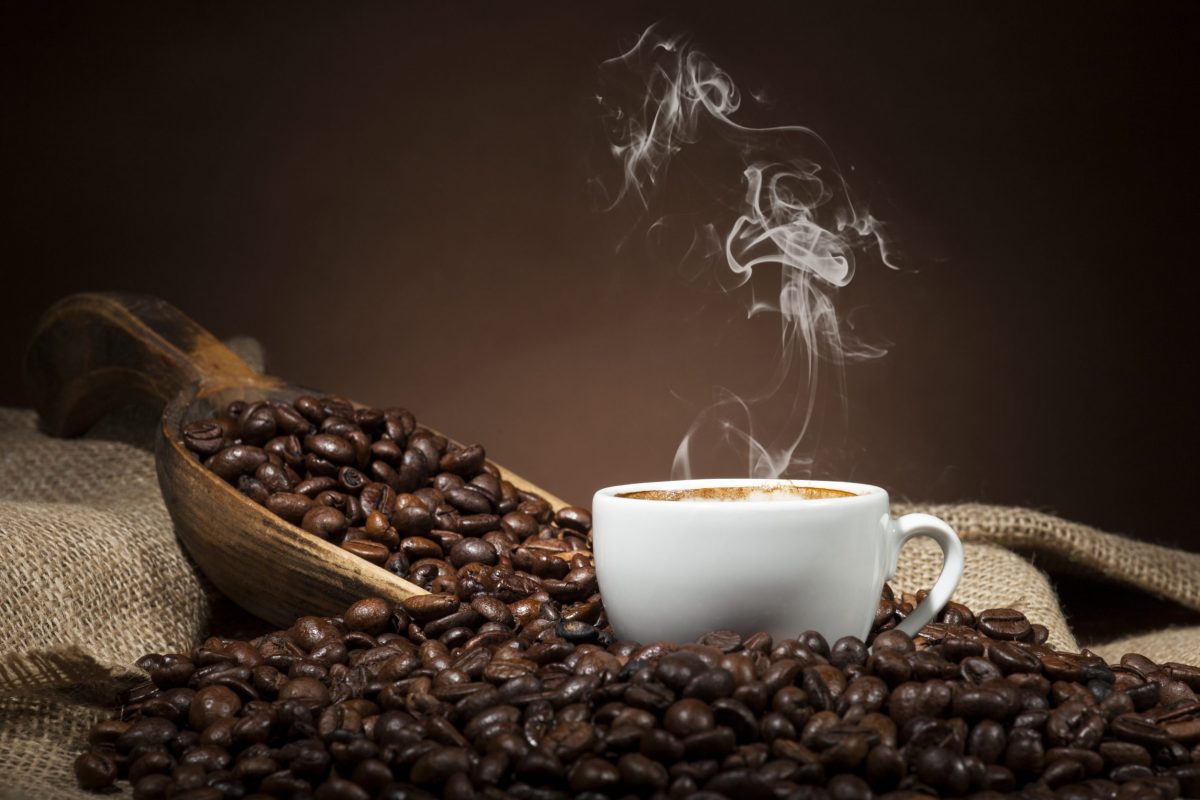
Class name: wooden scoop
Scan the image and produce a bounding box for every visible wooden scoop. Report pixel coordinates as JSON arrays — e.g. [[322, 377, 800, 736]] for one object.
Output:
[[23, 292, 571, 628]]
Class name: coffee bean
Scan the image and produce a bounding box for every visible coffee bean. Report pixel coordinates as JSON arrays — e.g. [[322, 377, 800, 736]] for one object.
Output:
[[207, 445, 268, 482], [569, 756, 621, 792], [182, 420, 226, 457], [840, 676, 888, 714], [450, 537, 498, 568], [916, 746, 971, 795], [683, 668, 736, 703], [988, 641, 1042, 675], [968, 718, 1008, 764], [269, 402, 313, 436], [74, 751, 118, 790], [433, 443, 483, 477], [343, 597, 392, 634], [1111, 714, 1171, 747], [1006, 727, 1045, 775], [403, 593, 461, 624], [871, 629, 914, 654], [189, 685, 242, 729], [867, 648, 912, 687], [278, 676, 331, 707], [554, 506, 591, 533], [830, 636, 868, 669], [301, 506, 348, 539], [978, 608, 1033, 641], [341, 539, 389, 565], [446, 486, 494, 515], [238, 401, 278, 445], [1047, 698, 1105, 749], [665, 698, 715, 737]]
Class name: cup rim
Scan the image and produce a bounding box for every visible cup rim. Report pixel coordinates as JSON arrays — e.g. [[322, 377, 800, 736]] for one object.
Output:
[[593, 478, 885, 508]]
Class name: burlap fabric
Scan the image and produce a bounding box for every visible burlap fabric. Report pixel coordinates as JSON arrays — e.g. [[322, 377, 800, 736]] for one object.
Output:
[[2, 388, 1198, 796], [0, 407, 212, 799]]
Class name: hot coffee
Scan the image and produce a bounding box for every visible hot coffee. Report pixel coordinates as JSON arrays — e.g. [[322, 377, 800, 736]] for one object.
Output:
[[617, 483, 856, 501], [595, 478, 963, 644]]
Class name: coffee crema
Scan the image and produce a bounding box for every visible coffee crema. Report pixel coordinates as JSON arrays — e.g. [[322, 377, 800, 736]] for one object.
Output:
[[617, 484, 856, 502]]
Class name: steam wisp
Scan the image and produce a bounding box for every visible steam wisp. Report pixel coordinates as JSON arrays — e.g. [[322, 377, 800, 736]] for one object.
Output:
[[598, 27, 895, 479]]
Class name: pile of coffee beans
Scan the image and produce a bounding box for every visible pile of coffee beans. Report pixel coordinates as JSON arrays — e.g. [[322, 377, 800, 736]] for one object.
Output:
[[75, 395, 1193, 798], [75, 593, 1200, 799], [181, 396, 595, 597]]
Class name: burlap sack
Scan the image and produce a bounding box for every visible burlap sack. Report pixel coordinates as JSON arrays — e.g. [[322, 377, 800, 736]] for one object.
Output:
[[0, 407, 210, 799], [0, 337, 263, 800], [893, 502, 1200, 659], [1, 369, 1197, 796]]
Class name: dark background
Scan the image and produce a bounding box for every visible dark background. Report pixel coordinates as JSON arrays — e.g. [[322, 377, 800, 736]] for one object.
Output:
[[3, 1, 1197, 589]]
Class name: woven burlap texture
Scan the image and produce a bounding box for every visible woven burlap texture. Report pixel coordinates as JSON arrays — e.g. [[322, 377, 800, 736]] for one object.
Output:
[[1, 392, 1197, 796], [886, 537, 1076, 652], [894, 503, 1200, 616], [0, 408, 212, 799], [0, 337, 262, 800], [1090, 626, 1200, 665]]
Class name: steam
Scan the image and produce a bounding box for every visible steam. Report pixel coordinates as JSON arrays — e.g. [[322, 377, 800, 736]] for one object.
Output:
[[598, 26, 896, 479]]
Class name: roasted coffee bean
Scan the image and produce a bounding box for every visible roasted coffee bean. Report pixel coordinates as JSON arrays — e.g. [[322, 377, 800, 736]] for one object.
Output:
[[207, 445, 268, 482], [840, 676, 888, 713], [978, 608, 1034, 641], [393, 503, 435, 536], [554, 506, 592, 533], [403, 593, 461, 624], [1110, 714, 1171, 746], [234, 473, 269, 504], [871, 629, 914, 654], [684, 668, 736, 702], [272, 402, 315, 435], [265, 491, 313, 524], [342, 539, 390, 565], [830, 637, 868, 669], [988, 641, 1042, 674], [188, 685, 242, 729], [239, 401, 278, 445], [1006, 727, 1045, 775], [303, 433, 357, 466], [1047, 698, 1106, 749], [182, 420, 226, 457], [450, 537, 498, 568], [916, 746, 971, 795], [458, 513, 501, 535], [445, 485, 493, 514], [867, 648, 912, 687], [343, 597, 392, 634], [664, 698, 716, 737], [337, 465, 368, 494], [437, 444, 486, 477], [969, 718, 1008, 764], [74, 751, 118, 790], [88, 719, 130, 747], [301, 506, 348, 539]]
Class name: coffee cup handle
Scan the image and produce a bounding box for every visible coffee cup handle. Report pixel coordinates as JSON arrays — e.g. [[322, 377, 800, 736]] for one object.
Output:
[[886, 513, 965, 638]]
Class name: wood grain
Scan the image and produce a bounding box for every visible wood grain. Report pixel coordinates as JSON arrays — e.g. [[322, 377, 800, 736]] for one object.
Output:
[[24, 292, 571, 627]]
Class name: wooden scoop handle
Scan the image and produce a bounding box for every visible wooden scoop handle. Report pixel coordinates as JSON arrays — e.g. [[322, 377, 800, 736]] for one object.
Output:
[[24, 292, 278, 436]]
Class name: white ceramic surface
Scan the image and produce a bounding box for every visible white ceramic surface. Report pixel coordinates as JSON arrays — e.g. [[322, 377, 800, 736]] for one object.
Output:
[[592, 478, 963, 644]]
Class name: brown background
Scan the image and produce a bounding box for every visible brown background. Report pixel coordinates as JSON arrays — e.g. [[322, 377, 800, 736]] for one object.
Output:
[[3, 2, 1197, 582]]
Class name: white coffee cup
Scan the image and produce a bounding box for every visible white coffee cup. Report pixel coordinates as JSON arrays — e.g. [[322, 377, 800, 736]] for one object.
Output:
[[592, 478, 963, 644]]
